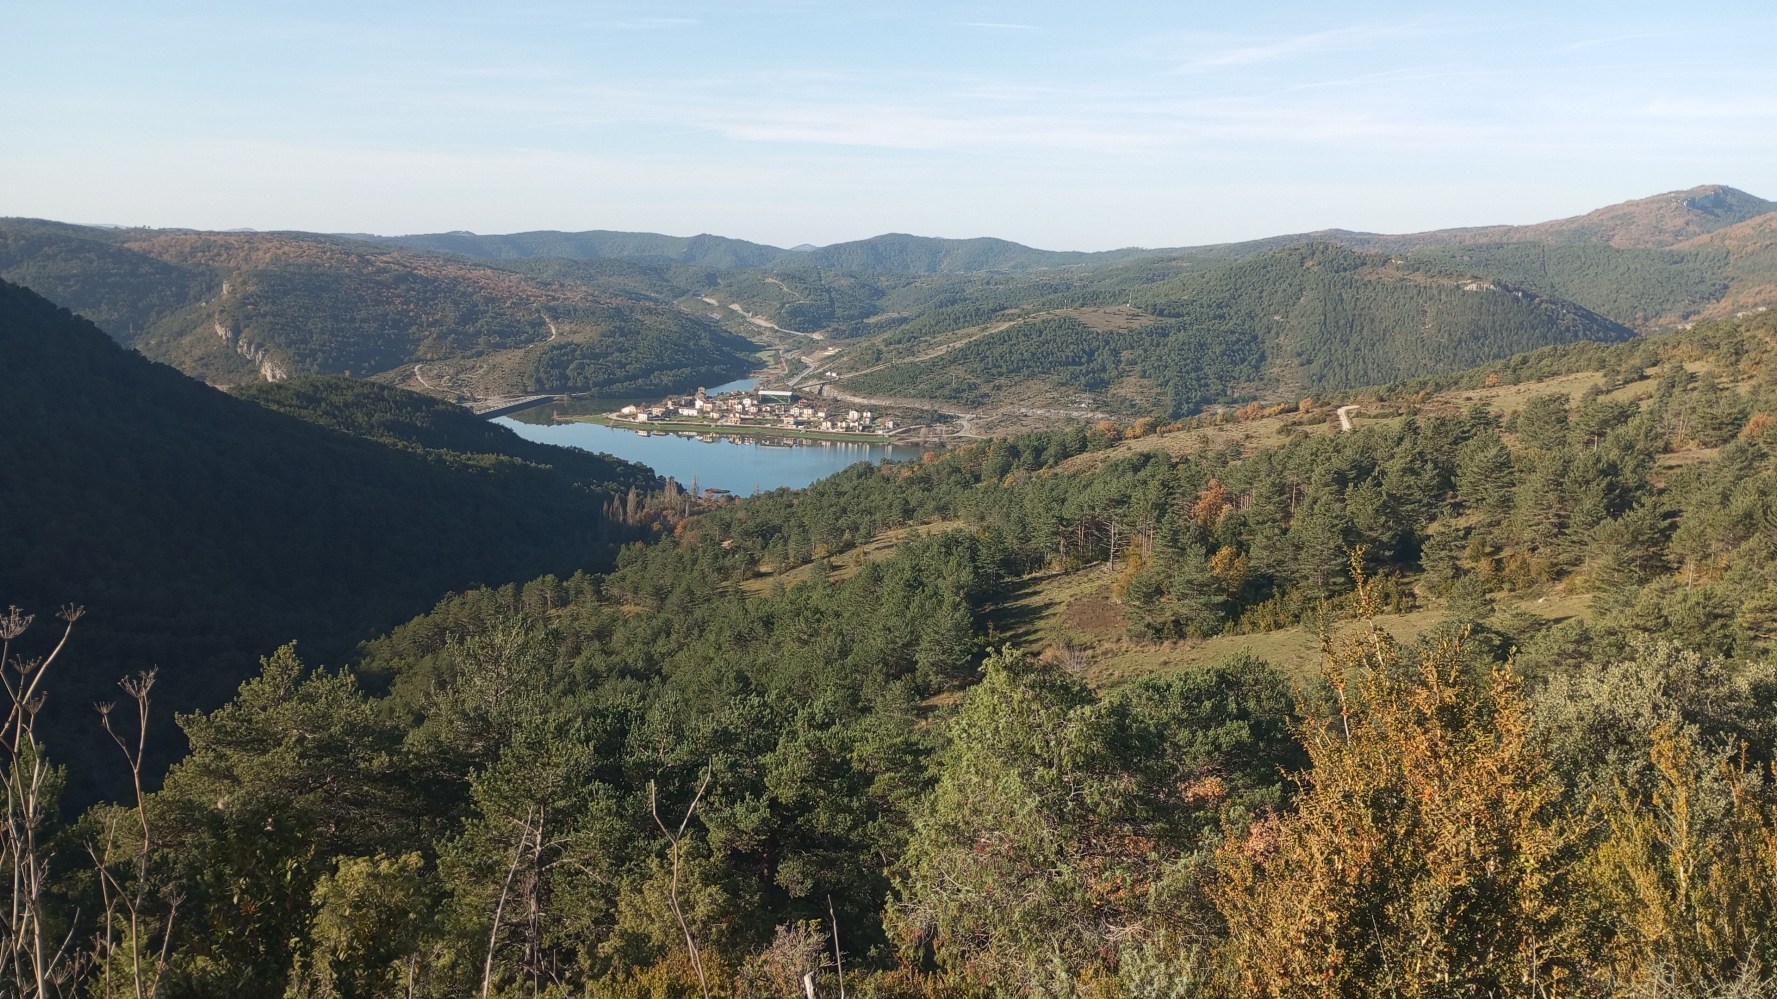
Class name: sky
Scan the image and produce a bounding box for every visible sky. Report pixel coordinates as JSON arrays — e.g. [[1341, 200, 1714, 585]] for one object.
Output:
[[5, 0, 1775, 251]]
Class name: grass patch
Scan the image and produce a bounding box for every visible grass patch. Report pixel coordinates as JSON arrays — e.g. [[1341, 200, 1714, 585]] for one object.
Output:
[[1444, 371, 1608, 413], [739, 519, 968, 596], [1054, 413, 1332, 474], [986, 564, 1598, 691]]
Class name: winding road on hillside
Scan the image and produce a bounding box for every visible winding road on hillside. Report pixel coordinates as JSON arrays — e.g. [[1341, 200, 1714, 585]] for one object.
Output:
[[788, 355, 825, 388], [813, 382, 982, 438], [828, 318, 1025, 382], [701, 296, 815, 338], [753, 308, 1119, 441], [1337, 404, 1358, 432], [812, 382, 1112, 441]]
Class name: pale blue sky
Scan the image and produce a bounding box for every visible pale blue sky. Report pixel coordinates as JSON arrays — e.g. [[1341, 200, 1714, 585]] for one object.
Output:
[[5, 1, 1774, 250]]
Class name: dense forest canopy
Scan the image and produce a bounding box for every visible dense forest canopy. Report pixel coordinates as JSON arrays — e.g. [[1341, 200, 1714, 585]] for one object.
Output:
[[839, 244, 1634, 415], [13, 288, 1777, 994], [522, 311, 758, 395]]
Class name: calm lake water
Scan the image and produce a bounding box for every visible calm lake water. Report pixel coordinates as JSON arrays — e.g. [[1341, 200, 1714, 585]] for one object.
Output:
[[496, 377, 926, 494]]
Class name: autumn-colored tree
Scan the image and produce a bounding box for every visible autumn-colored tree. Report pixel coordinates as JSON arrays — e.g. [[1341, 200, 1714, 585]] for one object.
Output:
[[1579, 722, 1777, 993], [1191, 480, 1232, 528], [1214, 563, 1582, 997], [1208, 545, 1251, 598]]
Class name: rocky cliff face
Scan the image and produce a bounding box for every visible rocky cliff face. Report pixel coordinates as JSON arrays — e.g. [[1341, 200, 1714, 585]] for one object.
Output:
[[212, 317, 288, 382]]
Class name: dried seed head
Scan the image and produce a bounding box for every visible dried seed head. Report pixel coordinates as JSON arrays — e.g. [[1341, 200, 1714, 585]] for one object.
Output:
[[0, 606, 33, 642]]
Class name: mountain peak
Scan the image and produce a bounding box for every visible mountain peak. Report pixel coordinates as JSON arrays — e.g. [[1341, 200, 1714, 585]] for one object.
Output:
[[1675, 184, 1765, 218], [1537, 184, 1776, 248], [1353, 184, 1775, 253]]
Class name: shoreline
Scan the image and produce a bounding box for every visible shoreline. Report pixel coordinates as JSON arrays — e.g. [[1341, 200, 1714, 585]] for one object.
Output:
[[560, 413, 920, 446]]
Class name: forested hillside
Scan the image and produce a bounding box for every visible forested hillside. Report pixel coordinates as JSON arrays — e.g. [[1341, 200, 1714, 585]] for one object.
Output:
[[232, 376, 654, 480], [371, 227, 1159, 273], [0, 218, 215, 337], [0, 220, 759, 396], [8, 186, 1776, 428], [16, 306, 1777, 995], [838, 243, 1634, 414], [644, 186, 1777, 353], [369, 228, 792, 269], [0, 281, 656, 798]]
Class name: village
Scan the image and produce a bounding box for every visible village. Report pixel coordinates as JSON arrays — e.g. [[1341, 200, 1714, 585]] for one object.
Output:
[[609, 386, 901, 439]]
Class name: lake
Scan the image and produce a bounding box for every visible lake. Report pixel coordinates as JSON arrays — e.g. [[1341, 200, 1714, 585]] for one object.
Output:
[[495, 377, 926, 494]]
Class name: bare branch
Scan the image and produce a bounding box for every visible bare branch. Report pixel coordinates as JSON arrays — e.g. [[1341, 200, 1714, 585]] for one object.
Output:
[[650, 766, 714, 999]]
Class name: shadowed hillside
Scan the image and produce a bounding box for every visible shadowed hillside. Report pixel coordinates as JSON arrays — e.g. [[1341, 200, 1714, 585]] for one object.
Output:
[[0, 281, 657, 797]]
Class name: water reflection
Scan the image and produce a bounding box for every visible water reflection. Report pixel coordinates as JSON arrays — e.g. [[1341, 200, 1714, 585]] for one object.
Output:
[[498, 375, 929, 493]]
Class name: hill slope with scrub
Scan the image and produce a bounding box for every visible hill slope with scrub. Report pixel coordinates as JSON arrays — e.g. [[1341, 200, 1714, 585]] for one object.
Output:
[[15, 300, 1777, 994]]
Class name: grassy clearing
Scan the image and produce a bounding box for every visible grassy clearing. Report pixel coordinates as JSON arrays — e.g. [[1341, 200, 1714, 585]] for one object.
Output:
[[1656, 445, 1723, 473], [1440, 370, 1609, 413], [986, 565, 1597, 691], [739, 519, 969, 596], [1054, 305, 1163, 333], [1054, 413, 1334, 474]]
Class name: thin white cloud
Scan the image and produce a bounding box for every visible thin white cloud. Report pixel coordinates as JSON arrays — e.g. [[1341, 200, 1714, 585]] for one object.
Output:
[[610, 17, 701, 29], [1179, 23, 1421, 71], [954, 83, 1067, 100], [1549, 30, 1676, 53], [1642, 99, 1777, 121], [958, 22, 1036, 30], [696, 91, 1520, 155], [707, 104, 1169, 152]]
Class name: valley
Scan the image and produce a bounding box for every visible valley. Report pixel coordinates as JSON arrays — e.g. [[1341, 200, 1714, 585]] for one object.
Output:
[[11, 186, 1777, 997], [9, 185, 1777, 435], [17, 0, 1777, 990]]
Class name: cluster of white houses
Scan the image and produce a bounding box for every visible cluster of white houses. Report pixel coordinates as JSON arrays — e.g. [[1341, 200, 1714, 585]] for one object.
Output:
[[612, 387, 897, 435]]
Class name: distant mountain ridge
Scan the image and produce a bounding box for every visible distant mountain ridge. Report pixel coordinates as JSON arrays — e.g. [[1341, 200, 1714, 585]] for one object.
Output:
[[0, 220, 758, 394], [366, 228, 1161, 274], [1676, 210, 1777, 255], [363, 184, 1776, 272], [3, 184, 1773, 418], [367, 228, 791, 269], [1333, 184, 1777, 252]]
